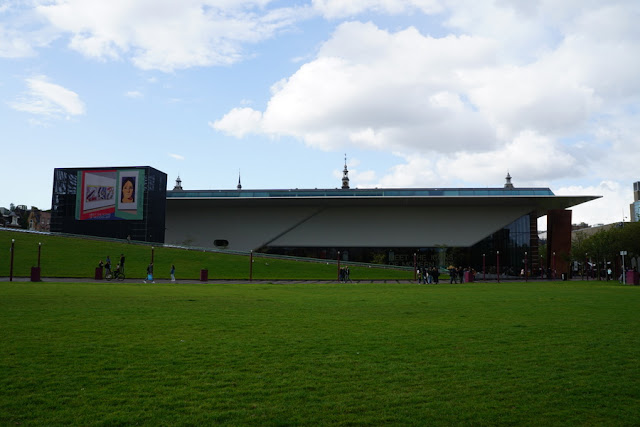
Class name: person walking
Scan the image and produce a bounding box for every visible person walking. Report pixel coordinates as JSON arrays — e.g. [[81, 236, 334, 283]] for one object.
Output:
[[144, 262, 154, 283], [120, 253, 126, 274], [449, 266, 457, 284], [170, 264, 176, 282]]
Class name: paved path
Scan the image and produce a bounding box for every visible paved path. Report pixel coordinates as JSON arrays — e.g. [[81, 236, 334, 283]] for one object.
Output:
[[0, 276, 420, 284], [0, 276, 579, 284]]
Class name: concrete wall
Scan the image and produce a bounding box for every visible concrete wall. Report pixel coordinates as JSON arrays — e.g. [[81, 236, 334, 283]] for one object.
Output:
[[165, 198, 536, 251]]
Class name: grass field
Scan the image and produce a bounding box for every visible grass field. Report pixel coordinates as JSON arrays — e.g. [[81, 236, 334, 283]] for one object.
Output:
[[1, 280, 638, 425], [0, 229, 410, 281]]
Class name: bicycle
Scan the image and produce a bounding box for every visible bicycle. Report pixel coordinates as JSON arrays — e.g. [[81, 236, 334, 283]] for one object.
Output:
[[105, 271, 125, 281]]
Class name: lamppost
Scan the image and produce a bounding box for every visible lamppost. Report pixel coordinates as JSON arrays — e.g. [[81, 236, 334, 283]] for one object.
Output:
[[249, 250, 253, 281], [524, 251, 528, 282], [585, 253, 588, 281], [337, 251, 341, 281], [496, 251, 500, 283], [552, 251, 556, 280], [38, 242, 42, 268], [413, 253, 417, 282], [151, 246, 155, 264], [9, 239, 15, 282], [482, 253, 486, 281]]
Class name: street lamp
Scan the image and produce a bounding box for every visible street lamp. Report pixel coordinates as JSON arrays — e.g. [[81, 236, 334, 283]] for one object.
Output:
[[9, 239, 15, 282], [496, 251, 500, 283], [413, 253, 417, 282], [249, 250, 253, 281], [38, 242, 42, 268], [482, 253, 486, 281], [585, 252, 588, 281], [524, 251, 528, 282], [337, 251, 341, 281], [552, 251, 556, 280]]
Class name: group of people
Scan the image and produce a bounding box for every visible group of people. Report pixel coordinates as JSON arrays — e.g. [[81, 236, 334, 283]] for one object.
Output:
[[98, 253, 126, 277], [448, 266, 474, 283], [144, 263, 176, 282], [416, 266, 441, 284], [97, 253, 176, 282], [339, 266, 352, 283], [419, 265, 473, 284]]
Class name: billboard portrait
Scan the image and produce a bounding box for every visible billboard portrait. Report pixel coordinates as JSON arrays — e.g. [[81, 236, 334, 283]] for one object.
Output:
[[116, 170, 144, 219], [76, 168, 145, 220]]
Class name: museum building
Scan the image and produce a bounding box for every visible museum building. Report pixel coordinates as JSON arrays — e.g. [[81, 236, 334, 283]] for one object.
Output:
[[49, 164, 599, 277], [164, 164, 599, 277]]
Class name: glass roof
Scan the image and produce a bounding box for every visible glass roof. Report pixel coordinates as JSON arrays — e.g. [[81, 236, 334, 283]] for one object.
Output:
[[167, 187, 555, 198]]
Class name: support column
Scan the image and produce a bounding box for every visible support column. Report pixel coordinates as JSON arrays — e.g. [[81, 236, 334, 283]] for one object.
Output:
[[547, 209, 572, 280]]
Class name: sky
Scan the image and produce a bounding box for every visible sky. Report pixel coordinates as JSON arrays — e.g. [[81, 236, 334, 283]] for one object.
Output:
[[1, 0, 639, 227]]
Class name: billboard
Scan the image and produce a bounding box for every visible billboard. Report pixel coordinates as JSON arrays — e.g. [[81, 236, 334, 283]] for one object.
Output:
[[75, 169, 145, 220]]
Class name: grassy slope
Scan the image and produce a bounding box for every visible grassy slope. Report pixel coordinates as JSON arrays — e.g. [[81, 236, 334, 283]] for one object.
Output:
[[0, 229, 410, 280], [0, 280, 638, 425]]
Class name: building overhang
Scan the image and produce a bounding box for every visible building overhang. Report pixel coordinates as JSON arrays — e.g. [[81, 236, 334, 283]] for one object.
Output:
[[164, 188, 600, 251], [167, 188, 600, 218]]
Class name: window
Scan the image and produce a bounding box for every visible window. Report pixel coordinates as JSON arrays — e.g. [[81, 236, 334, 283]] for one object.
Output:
[[214, 240, 229, 248]]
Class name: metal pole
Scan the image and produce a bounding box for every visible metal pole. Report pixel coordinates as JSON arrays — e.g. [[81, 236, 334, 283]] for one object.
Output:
[[9, 239, 15, 282], [483, 254, 486, 281], [38, 242, 42, 268], [585, 253, 589, 281], [249, 250, 253, 281], [540, 255, 543, 278], [413, 253, 417, 282], [496, 251, 500, 283], [337, 251, 341, 281], [622, 252, 626, 285], [525, 251, 528, 282], [552, 252, 556, 280], [151, 246, 155, 264]]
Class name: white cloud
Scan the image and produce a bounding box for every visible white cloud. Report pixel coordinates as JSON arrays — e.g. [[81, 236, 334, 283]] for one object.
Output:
[[214, 2, 640, 223], [10, 76, 86, 119], [210, 107, 263, 138], [169, 153, 185, 160], [312, 0, 444, 19], [0, 2, 57, 58], [34, 0, 308, 71], [556, 181, 629, 225], [125, 90, 143, 98], [216, 22, 499, 152], [0, 24, 37, 57]]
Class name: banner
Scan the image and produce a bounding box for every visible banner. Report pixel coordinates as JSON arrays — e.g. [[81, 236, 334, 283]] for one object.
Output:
[[76, 169, 145, 220]]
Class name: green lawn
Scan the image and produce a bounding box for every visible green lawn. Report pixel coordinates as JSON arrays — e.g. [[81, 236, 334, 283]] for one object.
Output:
[[0, 229, 410, 281], [1, 280, 638, 425]]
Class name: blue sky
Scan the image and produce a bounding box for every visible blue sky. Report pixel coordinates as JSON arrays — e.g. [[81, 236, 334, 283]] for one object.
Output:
[[2, 0, 639, 226]]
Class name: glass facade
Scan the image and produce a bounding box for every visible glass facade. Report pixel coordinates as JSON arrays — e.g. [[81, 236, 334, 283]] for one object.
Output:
[[263, 213, 538, 278], [466, 214, 538, 277], [632, 201, 640, 222]]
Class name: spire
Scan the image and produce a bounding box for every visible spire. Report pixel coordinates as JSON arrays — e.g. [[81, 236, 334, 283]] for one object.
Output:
[[173, 175, 183, 191], [342, 154, 350, 189], [237, 170, 242, 190], [504, 171, 514, 189]]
